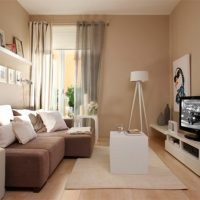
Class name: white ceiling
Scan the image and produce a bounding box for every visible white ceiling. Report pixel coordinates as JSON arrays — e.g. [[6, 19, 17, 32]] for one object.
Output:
[[17, 0, 181, 15]]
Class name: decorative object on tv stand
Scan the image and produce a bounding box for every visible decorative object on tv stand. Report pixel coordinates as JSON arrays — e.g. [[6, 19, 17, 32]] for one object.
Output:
[[157, 104, 170, 126], [168, 120, 178, 134], [173, 54, 190, 112], [157, 112, 165, 126], [164, 104, 170, 124], [13, 37, 24, 57], [128, 71, 149, 134]]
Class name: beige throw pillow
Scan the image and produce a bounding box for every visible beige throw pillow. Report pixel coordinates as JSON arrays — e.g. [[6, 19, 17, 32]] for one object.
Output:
[[0, 124, 16, 147], [39, 111, 68, 133], [29, 113, 47, 133], [12, 120, 37, 144], [14, 115, 31, 122]]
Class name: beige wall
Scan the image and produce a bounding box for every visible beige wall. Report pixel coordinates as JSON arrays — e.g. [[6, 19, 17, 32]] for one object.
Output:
[[30, 14, 170, 137], [0, 0, 30, 108], [2, 0, 199, 136], [170, 0, 200, 121], [100, 16, 169, 137]]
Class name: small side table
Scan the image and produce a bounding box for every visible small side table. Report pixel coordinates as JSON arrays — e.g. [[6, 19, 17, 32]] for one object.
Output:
[[0, 148, 5, 199], [110, 131, 148, 174], [78, 115, 98, 144]]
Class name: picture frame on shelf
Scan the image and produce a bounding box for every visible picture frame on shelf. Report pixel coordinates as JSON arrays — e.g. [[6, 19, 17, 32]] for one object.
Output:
[[0, 29, 6, 47], [0, 65, 7, 83], [13, 37, 24, 57], [6, 43, 16, 53], [16, 70, 22, 85], [8, 68, 16, 84]]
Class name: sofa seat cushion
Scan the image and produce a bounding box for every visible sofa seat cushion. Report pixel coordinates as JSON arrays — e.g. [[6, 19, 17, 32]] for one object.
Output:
[[38, 130, 94, 157], [5, 148, 49, 189], [64, 134, 94, 157], [8, 137, 65, 174], [37, 130, 68, 137]]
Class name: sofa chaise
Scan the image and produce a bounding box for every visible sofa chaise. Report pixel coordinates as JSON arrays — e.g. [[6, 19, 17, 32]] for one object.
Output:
[[0, 106, 95, 191]]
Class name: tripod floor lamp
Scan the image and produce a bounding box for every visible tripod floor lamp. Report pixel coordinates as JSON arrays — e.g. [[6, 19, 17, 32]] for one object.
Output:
[[128, 71, 149, 134]]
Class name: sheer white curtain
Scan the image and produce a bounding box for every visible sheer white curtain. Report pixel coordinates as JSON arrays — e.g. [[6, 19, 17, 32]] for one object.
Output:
[[29, 21, 53, 110], [51, 50, 65, 115], [74, 21, 105, 116]]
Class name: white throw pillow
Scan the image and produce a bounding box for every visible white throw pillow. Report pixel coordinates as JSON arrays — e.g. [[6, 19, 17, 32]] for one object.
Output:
[[0, 123, 16, 148], [12, 109, 37, 116], [14, 115, 31, 122], [39, 111, 68, 133], [0, 105, 14, 125], [12, 120, 37, 144]]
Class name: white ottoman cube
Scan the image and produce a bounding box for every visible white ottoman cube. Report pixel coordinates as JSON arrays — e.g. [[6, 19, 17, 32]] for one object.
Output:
[[0, 148, 5, 199], [110, 131, 148, 174]]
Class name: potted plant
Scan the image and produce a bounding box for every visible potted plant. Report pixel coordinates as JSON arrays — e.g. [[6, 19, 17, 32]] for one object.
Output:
[[65, 86, 74, 108]]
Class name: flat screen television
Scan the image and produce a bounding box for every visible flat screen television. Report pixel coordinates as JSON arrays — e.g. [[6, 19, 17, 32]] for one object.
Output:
[[179, 96, 200, 141]]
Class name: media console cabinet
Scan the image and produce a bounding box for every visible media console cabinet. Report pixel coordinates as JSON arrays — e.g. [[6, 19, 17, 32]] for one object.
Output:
[[151, 124, 200, 176]]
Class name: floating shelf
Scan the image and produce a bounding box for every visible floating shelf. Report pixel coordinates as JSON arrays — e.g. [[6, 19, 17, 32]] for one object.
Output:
[[0, 46, 31, 66]]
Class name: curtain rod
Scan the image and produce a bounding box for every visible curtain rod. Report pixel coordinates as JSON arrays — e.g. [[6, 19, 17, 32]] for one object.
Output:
[[51, 22, 109, 26]]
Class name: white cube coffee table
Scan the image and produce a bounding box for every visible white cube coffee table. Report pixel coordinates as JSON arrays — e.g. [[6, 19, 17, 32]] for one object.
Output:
[[110, 131, 148, 174]]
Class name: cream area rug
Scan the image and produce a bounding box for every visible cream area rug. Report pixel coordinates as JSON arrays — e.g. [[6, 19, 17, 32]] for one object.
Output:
[[65, 146, 187, 190]]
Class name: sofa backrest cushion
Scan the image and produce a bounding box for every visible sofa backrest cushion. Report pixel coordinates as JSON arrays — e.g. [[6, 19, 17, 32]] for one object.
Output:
[[29, 114, 47, 133], [39, 111, 68, 133], [0, 123, 16, 148], [0, 105, 14, 125]]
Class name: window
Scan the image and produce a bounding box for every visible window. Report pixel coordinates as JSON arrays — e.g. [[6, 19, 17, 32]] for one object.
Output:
[[52, 25, 77, 117]]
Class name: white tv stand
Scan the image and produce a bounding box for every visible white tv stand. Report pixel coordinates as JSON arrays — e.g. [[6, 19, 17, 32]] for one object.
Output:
[[151, 124, 200, 176]]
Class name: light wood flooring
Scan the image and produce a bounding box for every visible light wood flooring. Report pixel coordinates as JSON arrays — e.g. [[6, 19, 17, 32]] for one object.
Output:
[[3, 132, 200, 200]]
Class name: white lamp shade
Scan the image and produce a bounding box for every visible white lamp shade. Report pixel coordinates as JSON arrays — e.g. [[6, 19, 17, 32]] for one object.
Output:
[[130, 71, 149, 82]]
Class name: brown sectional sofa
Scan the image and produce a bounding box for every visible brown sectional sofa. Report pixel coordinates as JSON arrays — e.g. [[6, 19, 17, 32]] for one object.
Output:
[[5, 118, 95, 191]]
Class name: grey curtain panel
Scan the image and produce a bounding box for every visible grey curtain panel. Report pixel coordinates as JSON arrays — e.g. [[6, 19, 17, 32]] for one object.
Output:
[[29, 21, 53, 110], [75, 21, 105, 115]]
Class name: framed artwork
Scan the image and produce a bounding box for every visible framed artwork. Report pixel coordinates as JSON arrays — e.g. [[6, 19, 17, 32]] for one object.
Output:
[[13, 37, 24, 57], [173, 54, 191, 112], [16, 71, 22, 85], [8, 68, 16, 84], [0, 29, 6, 47], [0, 65, 7, 83]]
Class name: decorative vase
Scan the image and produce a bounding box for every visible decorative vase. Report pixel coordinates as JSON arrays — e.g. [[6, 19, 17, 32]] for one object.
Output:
[[88, 109, 96, 115], [164, 104, 170, 125], [157, 112, 165, 126]]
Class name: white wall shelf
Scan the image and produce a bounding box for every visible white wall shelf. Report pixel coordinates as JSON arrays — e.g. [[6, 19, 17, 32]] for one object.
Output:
[[0, 46, 31, 66]]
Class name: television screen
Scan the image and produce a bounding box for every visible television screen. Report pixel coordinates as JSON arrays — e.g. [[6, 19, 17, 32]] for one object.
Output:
[[180, 96, 200, 140]]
